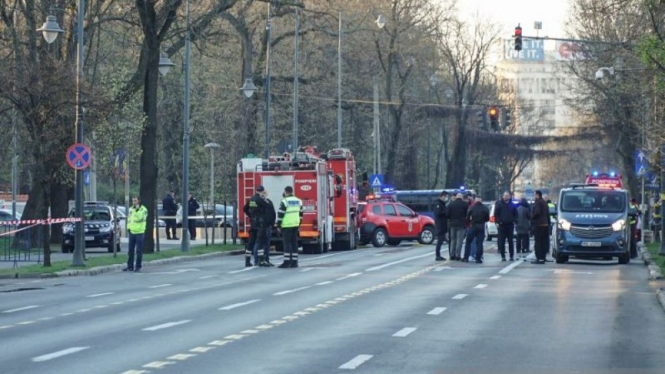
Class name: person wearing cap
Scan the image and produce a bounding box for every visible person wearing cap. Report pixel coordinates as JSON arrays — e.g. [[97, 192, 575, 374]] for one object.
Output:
[[187, 193, 200, 240], [433, 191, 449, 261], [162, 190, 178, 240], [276, 186, 303, 268], [243, 186, 272, 267]]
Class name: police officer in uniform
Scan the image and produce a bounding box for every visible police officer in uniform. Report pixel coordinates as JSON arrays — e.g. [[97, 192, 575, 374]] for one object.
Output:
[[243, 186, 271, 267], [276, 186, 303, 268]]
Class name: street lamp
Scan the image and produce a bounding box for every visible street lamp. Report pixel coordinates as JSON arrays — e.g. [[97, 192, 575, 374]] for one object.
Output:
[[427, 74, 439, 189], [204, 142, 220, 245], [372, 14, 386, 174], [38, 4, 84, 266], [181, 0, 192, 252], [240, 78, 257, 98], [159, 53, 175, 76], [338, 13, 386, 149]]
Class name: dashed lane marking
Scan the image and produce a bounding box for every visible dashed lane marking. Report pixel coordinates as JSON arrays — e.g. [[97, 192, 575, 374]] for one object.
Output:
[[392, 327, 417, 337], [452, 294, 468, 300], [148, 284, 173, 289], [427, 307, 447, 315], [87, 292, 114, 298], [365, 252, 432, 271], [119, 265, 437, 374], [336, 273, 362, 281], [273, 286, 311, 296], [474, 284, 488, 289], [32, 347, 89, 362], [315, 281, 334, 286], [490, 275, 501, 280], [168, 353, 197, 361], [142, 320, 191, 331], [339, 354, 373, 370], [3, 305, 41, 313], [190, 346, 215, 353], [219, 299, 261, 311]]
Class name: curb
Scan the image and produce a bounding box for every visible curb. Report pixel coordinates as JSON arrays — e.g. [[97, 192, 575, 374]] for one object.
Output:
[[1, 249, 246, 279], [640, 244, 664, 280], [657, 288, 665, 312]]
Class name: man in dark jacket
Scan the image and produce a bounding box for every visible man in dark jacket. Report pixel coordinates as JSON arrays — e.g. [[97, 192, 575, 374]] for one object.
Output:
[[243, 186, 271, 267], [187, 193, 200, 240], [494, 191, 517, 261], [463, 196, 490, 263], [515, 198, 531, 254], [447, 193, 469, 261], [434, 191, 449, 261], [162, 190, 178, 240], [531, 190, 550, 264], [255, 190, 277, 267]]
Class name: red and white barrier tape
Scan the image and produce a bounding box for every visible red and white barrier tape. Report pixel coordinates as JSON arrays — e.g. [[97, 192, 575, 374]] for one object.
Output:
[[0, 217, 82, 226]]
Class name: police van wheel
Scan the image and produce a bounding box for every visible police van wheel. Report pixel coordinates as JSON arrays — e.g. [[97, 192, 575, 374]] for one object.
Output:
[[372, 228, 387, 247], [618, 253, 630, 264], [555, 253, 568, 264]]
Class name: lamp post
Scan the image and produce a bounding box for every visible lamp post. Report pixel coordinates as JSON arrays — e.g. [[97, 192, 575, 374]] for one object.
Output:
[[373, 15, 386, 173], [181, 0, 193, 252], [264, 2, 274, 158], [204, 142, 220, 244], [428, 74, 439, 189], [38, 5, 85, 266]]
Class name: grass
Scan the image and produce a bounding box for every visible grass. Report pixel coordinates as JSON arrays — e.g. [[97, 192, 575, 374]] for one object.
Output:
[[0, 244, 243, 276], [646, 243, 665, 274]]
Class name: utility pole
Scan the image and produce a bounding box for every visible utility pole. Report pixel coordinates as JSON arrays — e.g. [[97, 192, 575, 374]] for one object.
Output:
[[660, 144, 665, 255]]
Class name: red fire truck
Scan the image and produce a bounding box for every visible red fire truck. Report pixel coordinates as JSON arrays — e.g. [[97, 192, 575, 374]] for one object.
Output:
[[237, 147, 358, 254]]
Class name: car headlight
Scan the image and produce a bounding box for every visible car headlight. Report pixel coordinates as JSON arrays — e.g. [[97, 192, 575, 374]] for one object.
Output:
[[63, 224, 74, 234], [99, 224, 112, 233], [558, 219, 571, 231], [612, 219, 625, 232]]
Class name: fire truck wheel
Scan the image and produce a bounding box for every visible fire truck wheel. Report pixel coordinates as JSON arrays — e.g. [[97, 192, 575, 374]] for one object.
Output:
[[418, 226, 435, 245], [371, 228, 387, 247], [302, 244, 322, 254]]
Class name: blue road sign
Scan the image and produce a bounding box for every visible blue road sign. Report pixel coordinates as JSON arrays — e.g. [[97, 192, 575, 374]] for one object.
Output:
[[84, 170, 90, 185], [369, 174, 384, 188], [635, 149, 648, 177], [646, 172, 659, 189]]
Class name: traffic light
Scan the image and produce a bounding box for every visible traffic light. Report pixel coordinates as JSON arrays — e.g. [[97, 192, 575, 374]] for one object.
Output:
[[477, 109, 488, 129], [514, 24, 522, 51], [501, 107, 511, 128], [488, 106, 499, 130]]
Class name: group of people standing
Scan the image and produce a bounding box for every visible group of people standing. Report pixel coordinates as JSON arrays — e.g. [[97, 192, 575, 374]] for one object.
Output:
[[162, 190, 200, 241], [243, 185, 304, 269], [432, 189, 553, 265]]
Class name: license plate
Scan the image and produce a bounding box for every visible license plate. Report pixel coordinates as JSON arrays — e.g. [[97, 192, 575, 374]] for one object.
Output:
[[581, 241, 601, 247], [85, 236, 94, 241]]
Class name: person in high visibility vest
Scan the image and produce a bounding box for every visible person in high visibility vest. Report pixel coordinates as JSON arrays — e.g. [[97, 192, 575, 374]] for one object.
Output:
[[276, 186, 304, 268], [124, 196, 148, 272]]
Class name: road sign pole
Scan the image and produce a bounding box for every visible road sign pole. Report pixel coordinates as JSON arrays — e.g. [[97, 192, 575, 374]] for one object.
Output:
[[660, 145, 665, 255]]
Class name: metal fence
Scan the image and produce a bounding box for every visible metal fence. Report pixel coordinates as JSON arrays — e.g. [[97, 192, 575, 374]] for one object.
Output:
[[1, 222, 43, 267]]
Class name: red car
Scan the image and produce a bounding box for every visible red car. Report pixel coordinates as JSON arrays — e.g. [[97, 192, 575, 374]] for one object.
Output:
[[357, 197, 436, 247]]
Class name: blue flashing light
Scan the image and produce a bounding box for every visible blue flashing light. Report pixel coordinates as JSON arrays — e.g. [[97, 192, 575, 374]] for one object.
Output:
[[592, 171, 599, 177], [609, 171, 616, 177], [460, 185, 465, 190]]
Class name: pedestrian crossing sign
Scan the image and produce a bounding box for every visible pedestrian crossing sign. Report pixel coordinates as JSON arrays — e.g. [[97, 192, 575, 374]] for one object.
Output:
[[369, 174, 383, 188]]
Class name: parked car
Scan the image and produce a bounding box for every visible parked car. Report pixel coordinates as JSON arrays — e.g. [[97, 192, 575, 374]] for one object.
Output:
[[62, 202, 121, 253], [357, 196, 436, 247], [483, 201, 498, 241], [0, 209, 22, 222]]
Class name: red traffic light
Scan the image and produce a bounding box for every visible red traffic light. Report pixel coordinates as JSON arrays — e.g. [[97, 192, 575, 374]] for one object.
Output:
[[515, 25, 522, 36]]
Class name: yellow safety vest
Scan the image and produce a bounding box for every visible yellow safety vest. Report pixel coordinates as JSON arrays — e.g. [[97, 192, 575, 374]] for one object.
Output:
[[629, 204, 637, 225], [280, 196, 302, 228], [128, 205, 148, 234]]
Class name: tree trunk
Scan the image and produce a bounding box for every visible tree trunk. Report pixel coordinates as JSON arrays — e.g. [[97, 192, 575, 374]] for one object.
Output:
[[49, 182, 69, 245]]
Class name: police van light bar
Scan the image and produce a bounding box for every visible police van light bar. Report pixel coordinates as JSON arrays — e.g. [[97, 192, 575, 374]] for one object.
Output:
[[592, 171, 599, 177], [460, 185, 465, 190], [609, 171, 616, 177]]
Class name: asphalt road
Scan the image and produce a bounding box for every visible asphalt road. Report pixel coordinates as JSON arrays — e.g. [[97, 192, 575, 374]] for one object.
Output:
[[1, 243, 664, 374]]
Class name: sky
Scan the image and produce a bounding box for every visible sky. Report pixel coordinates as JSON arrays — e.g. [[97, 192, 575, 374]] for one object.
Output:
[[453, 0, 571, 44]]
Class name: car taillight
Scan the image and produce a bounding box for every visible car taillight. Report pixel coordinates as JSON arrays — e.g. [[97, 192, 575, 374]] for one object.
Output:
[[490, 216, 495, 223]]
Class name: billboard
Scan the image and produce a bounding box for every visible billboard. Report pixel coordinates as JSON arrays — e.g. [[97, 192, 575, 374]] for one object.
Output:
[[554, 41, 589, 61], [503, 39, 544, 61]]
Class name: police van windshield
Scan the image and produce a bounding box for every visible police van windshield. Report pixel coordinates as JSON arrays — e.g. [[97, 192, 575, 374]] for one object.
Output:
[[560, 190, 626, 213]]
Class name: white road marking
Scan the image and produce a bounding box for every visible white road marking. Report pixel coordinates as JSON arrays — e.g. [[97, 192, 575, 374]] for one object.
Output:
[[142, 320, 191, 331], [339, 354, 373, 370], [365, 252, 432, 271], [147, 269, 201, 275], [474, 284, 488, 289], [336, 272, 362, 280], [149, 284, 173, 289], [87, 292, 114, 298], [219, 299, 261, 310], [490, 275, 501, 280], [374, 253, 385, 256], [550, 269, 594, 275], [168, 353, 197, 361], [303, 252, 344, 261], [199, 275, 217, 279], [273, 286, 311, 296], [228, 267, 255, 274], [315, 281, 334, 286], [143, 361, 175, 368], [452, 294, 468, 300], [434, 266, 454, 271], [427, 307, 447, 315], [2, 305, 40, 313], [32, 347, 89, 362], [300, 268, 316, 272], [498, 259, 524, 274], [392, 327, 417, 337]]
